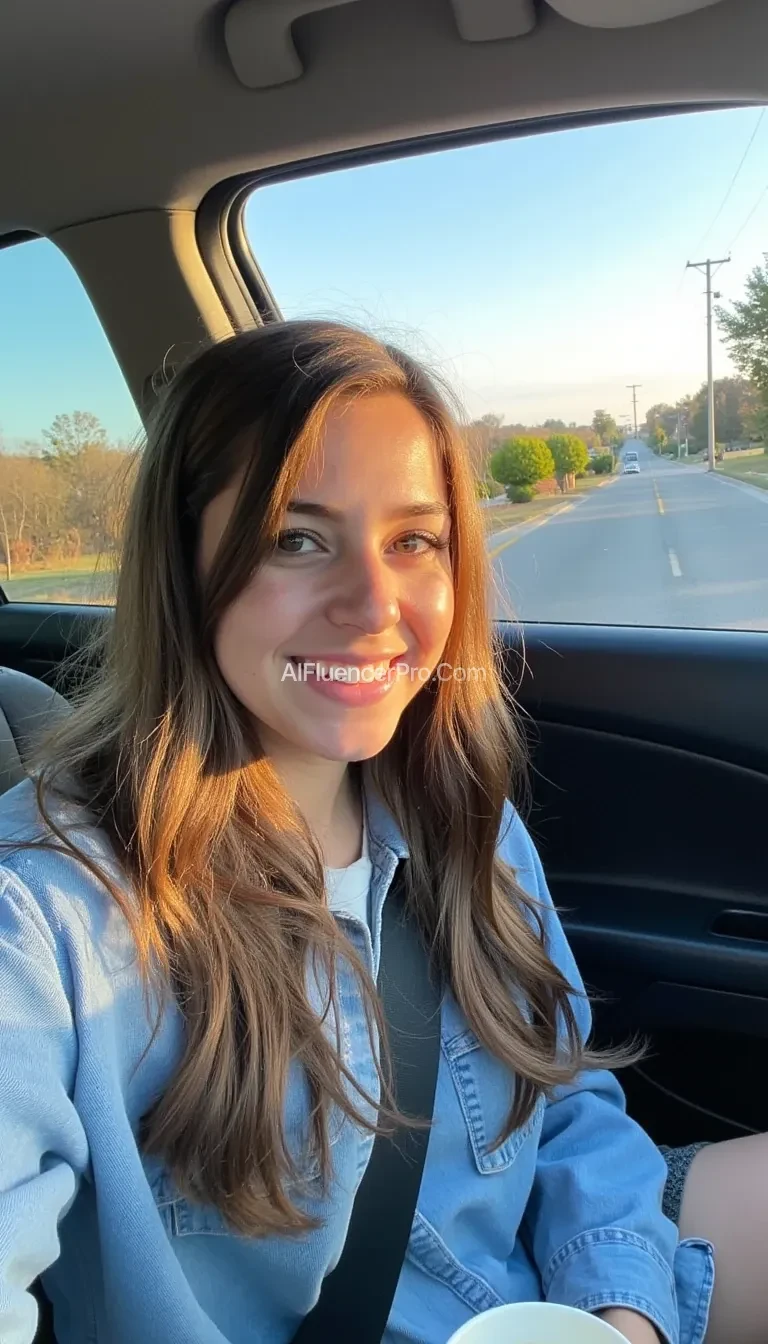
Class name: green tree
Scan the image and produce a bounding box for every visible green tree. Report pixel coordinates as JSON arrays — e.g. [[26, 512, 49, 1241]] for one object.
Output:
[[716, 263, 768, 434], [592, 409, 619, 445], [687, 377, 757, 450], [546, 434, 590, 492], [491, 437, 555, 491], [645, 403, 678, 441]]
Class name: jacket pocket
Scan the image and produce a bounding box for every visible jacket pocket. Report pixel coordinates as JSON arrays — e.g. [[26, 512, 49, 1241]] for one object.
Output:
[[407, 1210, 506, 1315], [442, 1013, 546, 1175]]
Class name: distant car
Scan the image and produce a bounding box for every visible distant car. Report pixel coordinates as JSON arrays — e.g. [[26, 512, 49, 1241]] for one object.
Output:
[[624, 450, 639, 463], [623, 462, 640, 474]]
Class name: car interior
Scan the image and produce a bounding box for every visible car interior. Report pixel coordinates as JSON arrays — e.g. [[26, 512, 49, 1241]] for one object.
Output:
[[2, 0, 768, 1339]]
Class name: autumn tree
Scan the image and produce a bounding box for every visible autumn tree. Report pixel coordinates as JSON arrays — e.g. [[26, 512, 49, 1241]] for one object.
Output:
[[467, 413, 505, 477], [0, 414, 136, 576], [42, 410, 108, 467]]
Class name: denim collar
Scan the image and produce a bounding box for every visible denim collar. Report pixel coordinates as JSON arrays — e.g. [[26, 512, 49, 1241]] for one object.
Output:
[[360, 762, 409, 865]]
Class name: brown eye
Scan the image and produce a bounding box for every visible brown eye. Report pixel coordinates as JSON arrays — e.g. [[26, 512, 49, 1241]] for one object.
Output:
[[392, 531, 449, 555], [275, 530, 323, 555]]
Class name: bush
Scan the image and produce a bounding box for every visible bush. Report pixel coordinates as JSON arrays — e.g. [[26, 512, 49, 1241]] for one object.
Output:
[[590, 453, 614, 475], [491, 436, 555, 489], [507, 484, 536, 503]]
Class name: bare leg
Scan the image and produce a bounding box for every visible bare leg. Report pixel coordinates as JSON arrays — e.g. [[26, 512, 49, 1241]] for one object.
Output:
[[678, 1132, 768, 1344]]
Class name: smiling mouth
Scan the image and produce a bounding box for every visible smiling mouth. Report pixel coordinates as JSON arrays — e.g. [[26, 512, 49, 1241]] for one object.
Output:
[[287, 656, 406, 683]]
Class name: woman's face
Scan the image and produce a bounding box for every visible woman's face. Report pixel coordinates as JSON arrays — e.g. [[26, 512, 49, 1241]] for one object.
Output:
[[199, 392, 455, 764]]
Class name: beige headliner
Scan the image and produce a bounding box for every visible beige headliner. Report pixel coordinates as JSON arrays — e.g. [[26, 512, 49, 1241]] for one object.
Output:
[[2, 0, 766, 237]]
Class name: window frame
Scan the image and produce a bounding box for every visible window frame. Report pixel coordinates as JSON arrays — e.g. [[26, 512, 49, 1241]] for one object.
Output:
[[197, 100, 745, 320]]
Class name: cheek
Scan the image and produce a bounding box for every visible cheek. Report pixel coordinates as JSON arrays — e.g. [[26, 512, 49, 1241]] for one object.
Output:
[[406, 566, 455, 650], [213, 597, 260, 702], [213, 577, 308, 688]]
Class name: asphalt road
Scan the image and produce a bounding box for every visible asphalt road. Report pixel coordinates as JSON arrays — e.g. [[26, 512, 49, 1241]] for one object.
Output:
[[491, 442, 768, 629]]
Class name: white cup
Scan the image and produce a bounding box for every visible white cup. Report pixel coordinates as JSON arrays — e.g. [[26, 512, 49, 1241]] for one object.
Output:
[[446, 1301, 628, 1344]]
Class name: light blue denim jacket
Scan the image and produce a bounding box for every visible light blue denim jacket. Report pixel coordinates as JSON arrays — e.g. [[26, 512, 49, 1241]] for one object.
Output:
[[0, 777, 714, 1344]]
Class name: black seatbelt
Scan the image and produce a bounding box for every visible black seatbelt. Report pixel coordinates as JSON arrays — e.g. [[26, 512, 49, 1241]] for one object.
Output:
[[292, 864, 442, 1344]]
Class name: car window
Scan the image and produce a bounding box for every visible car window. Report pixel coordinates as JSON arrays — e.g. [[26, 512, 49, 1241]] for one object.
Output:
[[244, 106, 768, 632], [0, 237, 141, 604]]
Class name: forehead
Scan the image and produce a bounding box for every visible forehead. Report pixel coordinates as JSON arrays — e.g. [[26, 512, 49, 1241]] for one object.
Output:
[[297, 392, 448, 501]]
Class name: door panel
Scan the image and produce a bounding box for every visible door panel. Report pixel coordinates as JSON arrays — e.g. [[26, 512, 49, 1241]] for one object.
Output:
[[0, 604, 108, 693], [501, 622, 768, 1145]]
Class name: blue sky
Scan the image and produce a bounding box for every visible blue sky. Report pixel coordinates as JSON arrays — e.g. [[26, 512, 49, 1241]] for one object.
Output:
[[2, 105, 767, 446]]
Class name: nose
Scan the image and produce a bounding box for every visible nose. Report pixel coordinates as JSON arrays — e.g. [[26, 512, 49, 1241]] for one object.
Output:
[[326, 549, 401, 633]]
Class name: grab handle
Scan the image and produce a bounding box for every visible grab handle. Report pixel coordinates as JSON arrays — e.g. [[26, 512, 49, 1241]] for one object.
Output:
[[711, 909, 768, 943]]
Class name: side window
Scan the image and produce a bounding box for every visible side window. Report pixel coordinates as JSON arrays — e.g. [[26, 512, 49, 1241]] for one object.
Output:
[[243, 106, 768, 633], [0, 237, 141, 603]]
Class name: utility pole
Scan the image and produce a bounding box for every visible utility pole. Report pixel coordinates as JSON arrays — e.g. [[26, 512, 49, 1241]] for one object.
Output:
[[686, 256, 730, 471], [627, 384, 641, 437]]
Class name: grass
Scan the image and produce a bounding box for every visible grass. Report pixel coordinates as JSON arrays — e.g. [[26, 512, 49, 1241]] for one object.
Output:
[[674, 451, 707, 466], [2, 555, 115, 604], [485, 475, 615, 535], [717, 452, 768, 491]]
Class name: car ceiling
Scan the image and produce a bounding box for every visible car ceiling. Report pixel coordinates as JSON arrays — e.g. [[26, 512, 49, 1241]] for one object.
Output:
[[1, 0, 766, 238]]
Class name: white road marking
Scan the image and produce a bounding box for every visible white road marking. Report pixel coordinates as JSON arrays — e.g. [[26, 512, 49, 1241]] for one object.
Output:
[[669, 549, 682, 578]]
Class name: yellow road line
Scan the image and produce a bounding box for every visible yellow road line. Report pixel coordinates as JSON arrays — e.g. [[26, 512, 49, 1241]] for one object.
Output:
[[488, 502, 574, 560], [653, 482, 665, 515]]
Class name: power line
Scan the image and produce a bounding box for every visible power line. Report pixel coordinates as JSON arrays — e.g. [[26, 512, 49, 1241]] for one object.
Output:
[[672, 261, 691, 300], [726, 178, 768, 252], [695, 107, 766, 251]]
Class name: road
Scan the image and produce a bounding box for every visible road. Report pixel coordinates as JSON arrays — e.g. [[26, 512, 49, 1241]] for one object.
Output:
[[491, 442, 768, 629]]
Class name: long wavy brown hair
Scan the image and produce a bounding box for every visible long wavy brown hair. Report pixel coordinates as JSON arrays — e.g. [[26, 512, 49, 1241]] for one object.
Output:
[[30, 320, 623, 1238]]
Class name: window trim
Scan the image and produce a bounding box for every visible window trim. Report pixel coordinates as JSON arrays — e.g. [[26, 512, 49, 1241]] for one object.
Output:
[[0, 230, 38, 252], [196, 99, 756, 320]]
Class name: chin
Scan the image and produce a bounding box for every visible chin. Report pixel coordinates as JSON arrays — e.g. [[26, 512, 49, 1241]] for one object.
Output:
[[302, 722, 399, 764]]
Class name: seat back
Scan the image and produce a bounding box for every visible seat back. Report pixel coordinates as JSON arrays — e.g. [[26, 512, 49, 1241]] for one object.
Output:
[[0, 667, 70, 795], [0, 668, 70, 1343]]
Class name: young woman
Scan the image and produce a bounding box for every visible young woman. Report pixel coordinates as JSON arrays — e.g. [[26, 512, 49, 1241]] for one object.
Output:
[[0, 321, 763, 1344]]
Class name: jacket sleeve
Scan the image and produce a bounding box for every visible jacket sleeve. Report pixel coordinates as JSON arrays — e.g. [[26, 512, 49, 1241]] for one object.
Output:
[[499, 807, 680, 1344], [0, 868, 89, 1343]]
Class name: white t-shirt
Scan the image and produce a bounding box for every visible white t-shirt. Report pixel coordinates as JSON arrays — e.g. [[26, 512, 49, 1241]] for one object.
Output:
[[324, 814, 372, 927]]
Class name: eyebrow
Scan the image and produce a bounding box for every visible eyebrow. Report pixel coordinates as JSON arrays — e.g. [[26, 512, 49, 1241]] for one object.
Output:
[[287, 499, 451, 522]]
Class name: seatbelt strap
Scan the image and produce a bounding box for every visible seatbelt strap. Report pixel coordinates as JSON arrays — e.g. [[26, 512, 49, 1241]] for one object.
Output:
[[292, 864, 442, 1343]]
